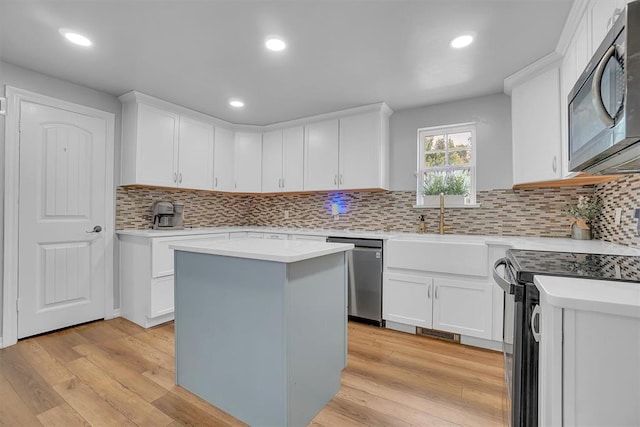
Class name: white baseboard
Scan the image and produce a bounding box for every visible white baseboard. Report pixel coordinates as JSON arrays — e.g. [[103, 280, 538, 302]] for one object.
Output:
[[106, 309, 121, 320], [460, 335, 503, 352], [384, 320, 416, 334]]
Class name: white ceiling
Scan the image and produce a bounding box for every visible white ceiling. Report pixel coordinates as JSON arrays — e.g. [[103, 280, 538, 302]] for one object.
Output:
[[0, 0, 572, 126]]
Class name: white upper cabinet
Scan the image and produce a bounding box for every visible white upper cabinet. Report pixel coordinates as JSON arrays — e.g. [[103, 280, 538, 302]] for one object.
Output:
[[511, 65, 563, 185], [339, 111, 387, 190], [304, 104, 392, 191], [178, 116, 214, 190], [304, 119, 340, 191], [120, 93, 213, 190], [214, 126, 235, 192], [262, 126, 304, 193], [262, 129, 283, 193], [234, 131, 262, 193], [122, 101, 179, 187], [282, 126, 304, 192]]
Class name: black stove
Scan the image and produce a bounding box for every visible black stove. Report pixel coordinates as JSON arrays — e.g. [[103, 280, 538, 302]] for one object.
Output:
[[506, 249, 640, 284]]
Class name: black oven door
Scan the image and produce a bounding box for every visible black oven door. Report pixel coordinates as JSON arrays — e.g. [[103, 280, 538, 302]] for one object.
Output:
[[494, 258, 539, 427]]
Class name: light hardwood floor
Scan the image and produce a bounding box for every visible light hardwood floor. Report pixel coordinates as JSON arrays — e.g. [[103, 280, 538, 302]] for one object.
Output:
[[0, 318, 508, 426]]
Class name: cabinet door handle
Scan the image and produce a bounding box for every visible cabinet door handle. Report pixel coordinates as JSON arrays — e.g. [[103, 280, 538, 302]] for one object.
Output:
[[552, 156, 557, 173], [281, 178, 285, 189], [173, 172, 177, 183], [435, 285, 439, 299], [215, 177, 218, 187], [334, 175, 338, 185], [178, 173, 183, 184], [339, 174, 343, 185], [427, 284, 431, 299]]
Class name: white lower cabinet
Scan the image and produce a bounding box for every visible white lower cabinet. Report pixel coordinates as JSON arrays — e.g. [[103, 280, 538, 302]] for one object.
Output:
[[119, 232, 229, 328], [539, 289, 640, 426], [432, 278, 493, 339], [383, 273, 433, 328], [383, 273, 493, 339]]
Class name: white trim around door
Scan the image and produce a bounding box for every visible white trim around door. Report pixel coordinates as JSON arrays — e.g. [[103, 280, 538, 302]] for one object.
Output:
[[2, 86, 116, 348]]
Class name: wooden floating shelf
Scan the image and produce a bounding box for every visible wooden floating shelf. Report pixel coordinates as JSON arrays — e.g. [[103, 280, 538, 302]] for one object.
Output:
[[512, 173, 621, 189]]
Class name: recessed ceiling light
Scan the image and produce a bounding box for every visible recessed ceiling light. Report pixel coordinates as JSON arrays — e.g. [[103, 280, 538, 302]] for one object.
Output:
[[59, 28, 92, 47], [265, 37, 286, 51], [450, 34, 474, 49], [229, 99, 245, 108]]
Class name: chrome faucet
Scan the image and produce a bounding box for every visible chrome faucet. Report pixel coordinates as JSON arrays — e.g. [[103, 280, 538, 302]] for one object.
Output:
[[439, 193, 445, 234]]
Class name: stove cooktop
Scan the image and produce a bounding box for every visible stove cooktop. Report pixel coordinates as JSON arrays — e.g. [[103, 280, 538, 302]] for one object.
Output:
[[506, 249, 640, 284]]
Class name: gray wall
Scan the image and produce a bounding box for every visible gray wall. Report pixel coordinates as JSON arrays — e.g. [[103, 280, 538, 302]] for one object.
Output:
[[389, 93, 513, 191], [0, 60, 123, 340]]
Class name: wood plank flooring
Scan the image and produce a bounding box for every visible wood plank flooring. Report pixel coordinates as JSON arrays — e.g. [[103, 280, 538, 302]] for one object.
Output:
[[0, 318, 508, 426]]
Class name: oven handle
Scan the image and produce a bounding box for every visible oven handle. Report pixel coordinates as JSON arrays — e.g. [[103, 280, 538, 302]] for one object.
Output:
[[531, 304, 541, 343], [493, 258, 514, 294], [592, 43, 624, 128]]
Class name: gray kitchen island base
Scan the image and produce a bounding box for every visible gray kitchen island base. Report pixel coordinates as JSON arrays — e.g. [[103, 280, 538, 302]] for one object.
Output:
[[174, 250, 347, 427]]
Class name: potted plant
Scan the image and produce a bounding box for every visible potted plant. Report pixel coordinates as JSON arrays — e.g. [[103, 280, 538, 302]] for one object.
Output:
[[565, 195, 602, 240], [421, 173, 468, 205]]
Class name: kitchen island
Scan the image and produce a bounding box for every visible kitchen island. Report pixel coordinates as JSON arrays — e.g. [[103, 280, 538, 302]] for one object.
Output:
[[169, 238, 353, 427]]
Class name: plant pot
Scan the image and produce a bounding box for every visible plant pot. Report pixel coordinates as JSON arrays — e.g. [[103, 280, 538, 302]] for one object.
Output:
[[423, 194, 465, 206], [571, 223, 592, 240]]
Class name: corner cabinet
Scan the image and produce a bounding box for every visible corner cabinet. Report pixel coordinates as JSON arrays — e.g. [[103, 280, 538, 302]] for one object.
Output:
[[262, 126, 304, 193], [234, 131, 262, 193], [304, 103, 392, 191], [120, 91, 214, 190], [213, 126, 235, 192], [118, 232, 229, 328]]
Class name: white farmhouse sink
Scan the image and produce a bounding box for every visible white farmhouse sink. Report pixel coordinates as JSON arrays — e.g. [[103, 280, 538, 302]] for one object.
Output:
[[386, 238, 488, 277]]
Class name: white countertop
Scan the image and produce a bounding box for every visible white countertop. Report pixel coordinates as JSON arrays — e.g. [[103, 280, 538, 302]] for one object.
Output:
[[169, 238, 354, 263], [117, 226, 640, 255], [535, 276, 640, 318]]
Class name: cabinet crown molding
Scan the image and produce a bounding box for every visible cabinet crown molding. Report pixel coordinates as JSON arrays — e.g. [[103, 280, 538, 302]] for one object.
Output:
[[555, 0, 591, 56], [503, 52, 562, 95], [119, 90, 393, 133]]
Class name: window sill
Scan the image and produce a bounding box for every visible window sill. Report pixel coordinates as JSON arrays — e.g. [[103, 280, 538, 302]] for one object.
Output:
[[413, 203, 482, 209]]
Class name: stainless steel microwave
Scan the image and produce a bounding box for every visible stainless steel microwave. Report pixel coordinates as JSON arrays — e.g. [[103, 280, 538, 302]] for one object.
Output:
[[568, 0, 640, 174]]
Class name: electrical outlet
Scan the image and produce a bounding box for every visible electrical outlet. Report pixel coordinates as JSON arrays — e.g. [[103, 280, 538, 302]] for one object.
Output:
[[284, 210, 289, 220], [614, 208, 622, 225], [331, 203, 339, 215]]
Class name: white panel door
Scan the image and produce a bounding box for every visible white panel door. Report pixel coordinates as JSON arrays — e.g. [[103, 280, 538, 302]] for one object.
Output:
[[432, 278, 493, 339], [234, 131, 262, 193], [339, 112, 379, 189], [262, 129, 283, 193], [18, 101, 107, 338], [304, 119, 339, 191], [214, 126, 235, 191], [178, 116, 214, 190], [136, 103, 179, 187], [282, 126, 304, 192], [382, 273, 432, 328]]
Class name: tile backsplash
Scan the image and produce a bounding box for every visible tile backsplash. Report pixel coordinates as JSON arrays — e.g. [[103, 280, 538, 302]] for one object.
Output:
[[593, 175, 640, 248], [117, 185, 601, 239]]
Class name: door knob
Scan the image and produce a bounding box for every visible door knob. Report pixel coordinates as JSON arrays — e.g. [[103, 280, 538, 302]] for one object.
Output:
[[86, 225, 102, 233]]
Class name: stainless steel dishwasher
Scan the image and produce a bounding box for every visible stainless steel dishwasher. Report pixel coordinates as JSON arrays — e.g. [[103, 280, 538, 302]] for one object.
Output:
[[326, 237, 383, 326]]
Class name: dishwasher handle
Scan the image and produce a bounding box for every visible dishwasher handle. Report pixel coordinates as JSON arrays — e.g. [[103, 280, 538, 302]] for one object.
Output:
[[493, 258, 515, 295]]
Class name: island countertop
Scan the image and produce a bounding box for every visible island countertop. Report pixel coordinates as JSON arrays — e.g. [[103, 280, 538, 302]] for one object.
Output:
[[169, 238, 354, 263]]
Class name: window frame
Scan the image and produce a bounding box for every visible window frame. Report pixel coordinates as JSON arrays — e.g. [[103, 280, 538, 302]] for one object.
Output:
[[415, 122, 478, 207]]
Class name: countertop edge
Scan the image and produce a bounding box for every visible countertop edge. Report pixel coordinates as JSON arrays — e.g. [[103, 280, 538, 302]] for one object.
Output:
[[535, 276, 640, 318]]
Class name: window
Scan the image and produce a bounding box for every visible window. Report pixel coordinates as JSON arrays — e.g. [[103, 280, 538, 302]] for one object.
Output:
[[416, 122, 477, 206]]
